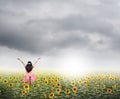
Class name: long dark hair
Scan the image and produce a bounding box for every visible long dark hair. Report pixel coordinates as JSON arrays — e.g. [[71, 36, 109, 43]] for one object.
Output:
[[25, 61, 33, 73]]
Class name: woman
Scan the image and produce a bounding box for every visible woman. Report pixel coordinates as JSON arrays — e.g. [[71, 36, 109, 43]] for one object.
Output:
[[17, 58, 40, 85]]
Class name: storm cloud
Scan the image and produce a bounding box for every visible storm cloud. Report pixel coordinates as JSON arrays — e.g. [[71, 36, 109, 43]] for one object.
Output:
[[0, 0, 120, 72]]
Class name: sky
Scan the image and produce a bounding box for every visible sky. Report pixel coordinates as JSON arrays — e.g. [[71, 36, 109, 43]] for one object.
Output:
[[0, 0, 120, 75]]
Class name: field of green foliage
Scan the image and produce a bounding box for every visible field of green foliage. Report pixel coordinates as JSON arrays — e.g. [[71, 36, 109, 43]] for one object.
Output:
[[0, 71, 120, 99]]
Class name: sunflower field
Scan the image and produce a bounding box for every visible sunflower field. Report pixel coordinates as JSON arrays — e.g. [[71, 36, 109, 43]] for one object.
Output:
[[0, 71, 120, 99]]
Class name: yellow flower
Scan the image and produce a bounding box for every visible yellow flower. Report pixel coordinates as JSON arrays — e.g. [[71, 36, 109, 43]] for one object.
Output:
[[56, 82, 61, 87], [9, 77, 12, 80], [98, 78, 102, 82], [94, 84, 99, 89], [8, 83, 13, 88], [0, 76, 2, 81], [43, 77, 47, 81], [65, 89, 71, 95], [87, 77, 90, 80], [52, 74, 55, 78], [56, 88, 61, 94], [3, 79, 8, 84], [49, 92, 54, 99], [57, 77, 60, 80], [13, 79, 17, 83], [55, 79, 59, 82], [71, 82, 76, 86], [24, 84, 29, 90], [50, 79, 54, 83], [78, 80, 82, 84], [110, 77, 115, 81], [44, 79, 48, 85], [112, 85, 117, 89], [109, 75, 115, 81], [51, 84, 55, 88], [102, 84, 106, 89], [21, 90, 27, 95], [83, 81, 89, 86], [43, 93, 47, 98], [107, 88, 112, 94], [37, 84, 40, 87], [72, 87, 77, 93], [0, 76, 2, 80]]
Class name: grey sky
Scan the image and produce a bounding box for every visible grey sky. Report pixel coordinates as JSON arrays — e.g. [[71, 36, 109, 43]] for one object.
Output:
[[0, 0, 120, 74]]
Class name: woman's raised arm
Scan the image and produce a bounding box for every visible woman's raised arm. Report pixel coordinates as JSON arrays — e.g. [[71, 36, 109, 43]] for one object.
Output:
[[17, 58, 26, 67], [33, 58, 40, 67]]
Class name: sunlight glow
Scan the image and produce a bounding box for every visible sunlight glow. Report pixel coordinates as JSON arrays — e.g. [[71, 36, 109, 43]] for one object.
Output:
[[58, 51, 92, 76]]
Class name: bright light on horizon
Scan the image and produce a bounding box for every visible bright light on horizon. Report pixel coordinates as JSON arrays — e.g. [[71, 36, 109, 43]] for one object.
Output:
[[55, 51, 93, 76], [0, 48, 120, 76]]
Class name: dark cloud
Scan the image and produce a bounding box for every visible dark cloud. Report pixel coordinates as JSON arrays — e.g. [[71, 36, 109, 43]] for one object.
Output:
[[27, 15, 114, 35], [99, 0, 120, 5], [110, 35, 120, 51], [0, 0, 120, 55]]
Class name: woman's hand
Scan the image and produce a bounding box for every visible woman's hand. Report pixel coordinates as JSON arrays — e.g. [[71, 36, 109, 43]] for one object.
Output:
[[17, 58, 20, 60]]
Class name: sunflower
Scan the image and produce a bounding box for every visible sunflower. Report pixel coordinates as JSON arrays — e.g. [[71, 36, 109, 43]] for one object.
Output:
[[51, 84, 55, 88], [49, 92, 54, 99], [107, 88, 112, 94], [102, 84, 106, 89], [0, 77, 2, 81], [9, 77, 12, 80], [83, 81, 89, 86], [21, 90, 27, 95], [72, 87, 77, 93], [52, 77, 55, 80], [43, 93, 47, 98], [71, 82, 76, 86], [37, 84, 40, 88], [8, 83, 13, 88], [65, 89, 71, 95], [44, 79, 48, 85], [56, 88, 61, 94], [78, 80, 82, 84], [50, 79, 54, 83], [112, 85, 117, 89], [94, 84, 99, 89], [55, 79, 59, 82], [57, 77, 60, 80], [109, 75, 115, 81], [87, 77, 90, 80], [43, 77, 47, 81], [24, 84, 29, 90], [13, 79, 17, 83], [52, 74, 55, 78], [3, 79, 8, 84], [98, 78, 102, 82], [0, 76, 2, 79], [56, 82, 61, 87], [48, 77, 51, 80]]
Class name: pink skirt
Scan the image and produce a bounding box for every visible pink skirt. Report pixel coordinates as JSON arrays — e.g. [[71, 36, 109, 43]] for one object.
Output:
[[22, 72, 36, 84]]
